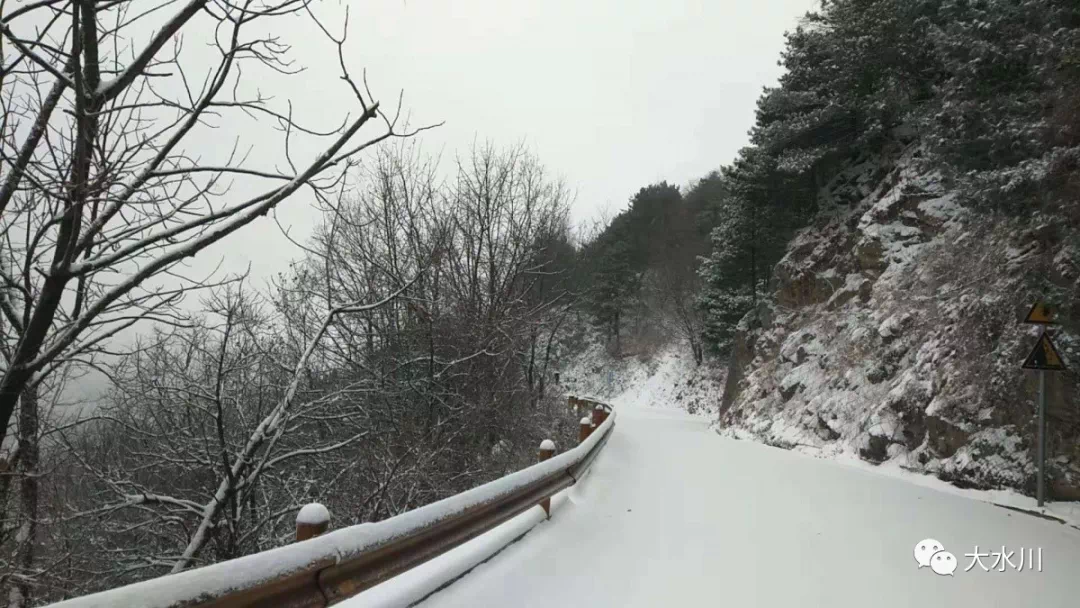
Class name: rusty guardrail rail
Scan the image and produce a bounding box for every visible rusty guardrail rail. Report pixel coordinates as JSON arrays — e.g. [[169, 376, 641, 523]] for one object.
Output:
[[48, 396, 615, 608]]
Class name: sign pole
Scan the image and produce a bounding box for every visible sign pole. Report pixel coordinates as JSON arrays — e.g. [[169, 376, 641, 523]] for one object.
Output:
[[1037, 368, 1046, 507], [1021, 301, 1066, 508]]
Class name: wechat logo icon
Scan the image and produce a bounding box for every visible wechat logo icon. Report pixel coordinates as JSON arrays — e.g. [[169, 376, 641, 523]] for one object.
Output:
[[914, 538, 957, 576]]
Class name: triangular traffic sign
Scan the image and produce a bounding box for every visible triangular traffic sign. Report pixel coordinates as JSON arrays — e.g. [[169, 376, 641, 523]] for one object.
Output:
[[1024, 301, 1057, 325], [1022, 331, 1067, 371]]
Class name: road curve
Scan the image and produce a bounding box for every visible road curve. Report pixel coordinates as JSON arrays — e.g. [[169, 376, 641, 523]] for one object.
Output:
[[420, 404, 1080, 607]]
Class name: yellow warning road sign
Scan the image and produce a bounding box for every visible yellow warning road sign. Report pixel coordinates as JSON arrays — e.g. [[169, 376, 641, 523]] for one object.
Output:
[[1022, 331, 1067, 371], [1024, 302, 1057, 325]]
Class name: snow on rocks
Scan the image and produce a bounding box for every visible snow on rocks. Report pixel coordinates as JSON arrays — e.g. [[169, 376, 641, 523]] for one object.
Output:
[[712, 142, 1072, 499], [717, 133, 1080, 507], [877, 313, 912, 340], [826, 273, 872, 309], [779, 363, 822, 402], [917, 192, 964, 226], [935, 427, 1033, 489], [779, 330, 825, 364]]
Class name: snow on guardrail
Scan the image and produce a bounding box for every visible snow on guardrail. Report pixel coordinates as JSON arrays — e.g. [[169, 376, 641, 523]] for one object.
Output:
[[46, 399, 617, 608]]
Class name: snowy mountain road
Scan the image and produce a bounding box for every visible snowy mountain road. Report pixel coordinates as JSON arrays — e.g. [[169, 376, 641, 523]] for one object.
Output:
[[415, 404, 1080, 607]]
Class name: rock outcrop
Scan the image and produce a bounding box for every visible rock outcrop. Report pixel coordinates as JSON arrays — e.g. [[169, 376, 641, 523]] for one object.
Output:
[[715, 144, 1080, 499]]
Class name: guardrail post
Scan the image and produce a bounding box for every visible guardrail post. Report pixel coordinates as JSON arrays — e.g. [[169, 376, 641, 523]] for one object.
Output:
[[592, 404, 605, 427], [296, 503, 330, 542], [579, 416, 593, 443], [538, 439, 556, 518]]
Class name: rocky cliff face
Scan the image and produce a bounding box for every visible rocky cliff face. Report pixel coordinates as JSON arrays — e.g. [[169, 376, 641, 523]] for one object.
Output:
[[717, 142, 1080, 499]]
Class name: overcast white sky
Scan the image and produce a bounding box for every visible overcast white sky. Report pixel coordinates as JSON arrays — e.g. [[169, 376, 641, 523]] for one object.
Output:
[[21, 0, 817, 402], [197, 0, 818, 284]]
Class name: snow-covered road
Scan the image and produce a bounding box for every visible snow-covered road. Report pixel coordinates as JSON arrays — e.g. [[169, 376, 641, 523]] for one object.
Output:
[[418, 404, 1080, 607]]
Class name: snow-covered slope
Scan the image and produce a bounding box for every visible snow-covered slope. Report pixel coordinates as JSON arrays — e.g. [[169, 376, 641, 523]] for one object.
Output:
[[559, 336, 723, 418], [718, 142, 1080, 501]]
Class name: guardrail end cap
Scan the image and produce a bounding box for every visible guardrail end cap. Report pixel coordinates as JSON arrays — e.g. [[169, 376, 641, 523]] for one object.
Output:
[[297, 502, 330, 525]]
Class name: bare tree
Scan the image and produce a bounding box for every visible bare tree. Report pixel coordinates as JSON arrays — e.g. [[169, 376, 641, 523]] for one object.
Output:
[[0, 363, 85, 606], [644, 266, 706, 364], [300, 140, 579, 495], [0, 0, 434, 449], [7, 139, 580, 601], [60, 272, 413, 590], [0, 2, 435, 602]]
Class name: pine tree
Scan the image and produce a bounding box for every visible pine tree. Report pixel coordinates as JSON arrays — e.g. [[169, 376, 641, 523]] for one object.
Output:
[[580, 182, 686, 352], [696, 208, 756, 355], [584, 237, 640, 353], [754, 0, 941, 180], [925, 0, 1080, 212]]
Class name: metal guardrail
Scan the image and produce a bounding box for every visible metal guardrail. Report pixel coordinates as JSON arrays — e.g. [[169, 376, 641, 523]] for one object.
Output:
[[48, 396, 615, 608]]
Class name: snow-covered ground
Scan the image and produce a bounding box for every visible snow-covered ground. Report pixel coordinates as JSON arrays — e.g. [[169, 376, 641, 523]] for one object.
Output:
[[565, 336, 1080, 529], [731, 431, 1080, 530], [572, 339, 1080, 527], [406, 403, 1080, 607]]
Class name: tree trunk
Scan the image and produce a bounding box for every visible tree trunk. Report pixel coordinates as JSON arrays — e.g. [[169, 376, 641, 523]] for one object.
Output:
[[614, 311, 621, 356], [8, 385, 39, 608], [527, 327, 537, 391], [750, 245, 758, 306]]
